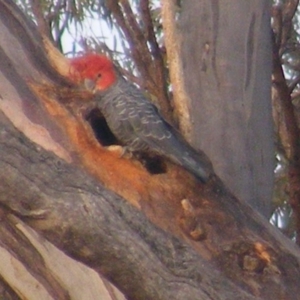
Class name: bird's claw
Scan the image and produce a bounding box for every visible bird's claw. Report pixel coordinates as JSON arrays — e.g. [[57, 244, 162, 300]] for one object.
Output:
[[105, 145, 133, 158]]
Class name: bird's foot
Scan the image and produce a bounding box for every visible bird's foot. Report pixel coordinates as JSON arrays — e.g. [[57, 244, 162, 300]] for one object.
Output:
[[105, 145, 124, 156], [120, 146, 134, 158], [105, 145, 133, 158]]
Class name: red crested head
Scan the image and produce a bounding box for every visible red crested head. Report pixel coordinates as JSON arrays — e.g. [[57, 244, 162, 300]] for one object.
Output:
[[69, 53, 116, 91]]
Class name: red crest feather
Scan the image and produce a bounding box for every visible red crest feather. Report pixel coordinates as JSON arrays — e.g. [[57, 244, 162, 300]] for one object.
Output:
[[69, 53, 115, 86]]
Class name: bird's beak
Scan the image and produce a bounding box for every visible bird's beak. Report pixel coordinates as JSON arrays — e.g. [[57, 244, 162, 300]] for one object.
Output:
[[84, 78, 96, 93]]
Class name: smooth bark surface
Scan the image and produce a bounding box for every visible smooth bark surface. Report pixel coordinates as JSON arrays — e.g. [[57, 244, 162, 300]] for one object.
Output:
[[180, 0, 274, 217]]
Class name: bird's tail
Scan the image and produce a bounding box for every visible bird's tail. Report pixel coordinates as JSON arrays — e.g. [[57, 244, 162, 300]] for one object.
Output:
[[167, 136, 213, 183], [181, 150, 212, 182]]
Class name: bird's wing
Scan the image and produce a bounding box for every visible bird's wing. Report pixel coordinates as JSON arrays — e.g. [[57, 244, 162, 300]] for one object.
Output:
[[109, 81, 211, 182], [118, 87, 188, 158], [120, 91, 168, 138]]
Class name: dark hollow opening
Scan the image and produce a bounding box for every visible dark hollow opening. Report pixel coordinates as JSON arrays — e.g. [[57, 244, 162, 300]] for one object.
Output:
[[86, 108, 167, 175]]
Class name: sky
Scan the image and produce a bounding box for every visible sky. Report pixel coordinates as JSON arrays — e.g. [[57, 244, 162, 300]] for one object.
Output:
[[61, 13, 122, 56]]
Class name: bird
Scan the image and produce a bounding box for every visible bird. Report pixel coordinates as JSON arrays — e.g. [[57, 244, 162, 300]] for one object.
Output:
[[70, 53, 212, 183]]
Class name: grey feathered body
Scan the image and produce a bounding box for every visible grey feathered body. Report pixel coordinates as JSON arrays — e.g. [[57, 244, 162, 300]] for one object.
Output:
[[95, 77, 212, 182]]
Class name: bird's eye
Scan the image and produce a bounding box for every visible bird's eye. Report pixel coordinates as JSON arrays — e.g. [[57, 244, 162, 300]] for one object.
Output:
[[97, 73, 102, 78]]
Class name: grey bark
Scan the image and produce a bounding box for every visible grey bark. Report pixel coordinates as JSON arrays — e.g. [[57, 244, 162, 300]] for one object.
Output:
[[180, 0, 274, 217], [0, 112, 259, 300]]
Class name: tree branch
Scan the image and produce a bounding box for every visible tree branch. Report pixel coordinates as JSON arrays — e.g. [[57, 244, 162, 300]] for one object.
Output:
[[139, 0, 160, 57], [161, 0, 192, 140], [272, 32, 300, 245], [30, 0, 53, 40], [0, 112, 259, 300]]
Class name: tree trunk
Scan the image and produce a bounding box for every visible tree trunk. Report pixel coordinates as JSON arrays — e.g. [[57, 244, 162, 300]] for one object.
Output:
[[180, 0, 274, 217], [0, 1, 300, 299]]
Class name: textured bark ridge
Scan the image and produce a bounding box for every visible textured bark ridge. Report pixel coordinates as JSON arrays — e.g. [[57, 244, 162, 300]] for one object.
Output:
[[0, 1, 300, 299]]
